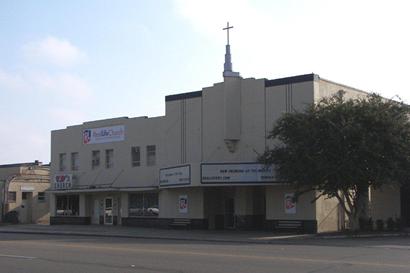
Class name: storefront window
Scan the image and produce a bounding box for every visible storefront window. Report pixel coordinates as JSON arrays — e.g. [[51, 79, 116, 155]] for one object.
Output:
[[129, 192, 159, 216], [56, 195, 79, 216]]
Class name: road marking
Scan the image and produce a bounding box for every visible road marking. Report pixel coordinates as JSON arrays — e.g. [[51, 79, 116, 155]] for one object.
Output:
[[1, 240, 409, 269], [0, 254, 36, 260], [372, 245, 410, 250]]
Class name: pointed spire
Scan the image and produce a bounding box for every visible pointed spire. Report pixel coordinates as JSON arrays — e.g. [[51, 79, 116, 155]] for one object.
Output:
[[222, 22, 240, 78]]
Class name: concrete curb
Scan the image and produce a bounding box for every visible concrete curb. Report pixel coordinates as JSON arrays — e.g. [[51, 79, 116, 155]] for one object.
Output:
[[0, 229, 265, 244], [1, 229, 408, 243], [318, 232, 410, 239]]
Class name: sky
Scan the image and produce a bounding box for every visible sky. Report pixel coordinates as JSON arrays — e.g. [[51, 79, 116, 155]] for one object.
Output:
[[0, 0, 409, 164]]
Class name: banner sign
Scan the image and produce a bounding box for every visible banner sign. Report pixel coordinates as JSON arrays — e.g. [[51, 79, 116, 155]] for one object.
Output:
[[179, 195, 188, 214], [284, 193, 296, 214], [201, 163, 275, 184], [53, 174, 72, 190], [159, 165, 191, 187], [83, 125, 125, 144]]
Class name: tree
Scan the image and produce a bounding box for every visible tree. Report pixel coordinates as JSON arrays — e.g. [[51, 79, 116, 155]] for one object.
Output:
[[259, 91, 410, 230]]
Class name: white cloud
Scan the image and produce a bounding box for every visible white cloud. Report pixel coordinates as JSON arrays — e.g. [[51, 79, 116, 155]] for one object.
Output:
[[23, 36, 86, 68], [0, 68, 29, 91], [0, 69, 92, 101], [174, 0, 410, 102]]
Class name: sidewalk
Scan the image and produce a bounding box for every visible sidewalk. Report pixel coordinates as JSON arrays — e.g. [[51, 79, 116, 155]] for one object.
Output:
[[0, 224, 408, 243], [0, 224, 313, 244]]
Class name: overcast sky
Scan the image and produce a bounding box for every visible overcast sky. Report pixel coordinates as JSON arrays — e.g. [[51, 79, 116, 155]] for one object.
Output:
[[1, 0, 409, 164]]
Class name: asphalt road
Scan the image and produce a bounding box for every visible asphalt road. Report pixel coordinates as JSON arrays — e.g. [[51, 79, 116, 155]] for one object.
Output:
[[0, 233, 409, 273]]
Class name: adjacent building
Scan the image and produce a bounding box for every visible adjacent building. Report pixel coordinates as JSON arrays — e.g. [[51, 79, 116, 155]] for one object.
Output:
[[49, 32, 407, 232], [0, 161, 50, 224]]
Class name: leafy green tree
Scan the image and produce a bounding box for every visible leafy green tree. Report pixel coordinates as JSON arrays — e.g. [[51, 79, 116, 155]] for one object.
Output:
[[260, 91, 410, 230]]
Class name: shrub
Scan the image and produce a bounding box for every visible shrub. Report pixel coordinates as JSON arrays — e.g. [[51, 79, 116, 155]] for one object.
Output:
[[376, 219, 384, 231]]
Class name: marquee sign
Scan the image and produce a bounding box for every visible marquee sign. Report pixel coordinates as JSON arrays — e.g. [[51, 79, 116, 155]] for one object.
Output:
[[159, 165, 191, 187], [83, 125, 125, 144], [53, 174, 72, 190], [201, 163, 275, 184]]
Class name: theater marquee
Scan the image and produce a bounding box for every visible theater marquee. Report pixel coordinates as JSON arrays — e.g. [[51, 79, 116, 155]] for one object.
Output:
[[159, 165, 191, 187], [201, 163, 275, 184]]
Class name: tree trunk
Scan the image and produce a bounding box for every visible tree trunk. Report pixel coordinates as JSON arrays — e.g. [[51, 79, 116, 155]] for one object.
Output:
[[349, 186, 370, 231]]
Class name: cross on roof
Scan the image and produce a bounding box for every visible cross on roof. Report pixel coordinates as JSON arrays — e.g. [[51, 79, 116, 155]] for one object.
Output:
[[223, 22, 234, 45]]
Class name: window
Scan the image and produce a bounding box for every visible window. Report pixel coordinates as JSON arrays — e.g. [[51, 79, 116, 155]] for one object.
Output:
[[38, 192, 46, 202], [59, 153, 67, 171], [131, 146, 140, 167], [71, 152, 79, 171], [129, 192, 159, 217], [92, 150, 100, 169], [105, 149, 114, 168], [146, 145, 156, 166], [56, 195, 79, 216], [22, 192, 29, 200], [7, 192, 16, 203]]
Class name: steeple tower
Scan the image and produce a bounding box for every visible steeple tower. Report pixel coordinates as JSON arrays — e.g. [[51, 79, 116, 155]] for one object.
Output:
[[222, 22, 240, 78]]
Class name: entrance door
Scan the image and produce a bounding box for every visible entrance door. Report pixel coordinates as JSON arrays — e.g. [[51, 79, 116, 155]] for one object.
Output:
[[20, 192, 32, 224], [224, 198, 235, 229], [104, 197, 113, 225]]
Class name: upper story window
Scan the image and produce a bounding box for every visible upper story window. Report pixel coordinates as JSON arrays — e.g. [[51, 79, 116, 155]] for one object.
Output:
[[92, 150, 100, 169], [146, 145, 156, 166], [131, 146, 140, 167], [59, 153, 67, 171], [105, 149, 114, 168], [71, 152, 79, 171]]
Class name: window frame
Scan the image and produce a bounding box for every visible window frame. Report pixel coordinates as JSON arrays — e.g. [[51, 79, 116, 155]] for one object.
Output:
[[131, 146, 141, 167], [146, 145, 156, 166], [59, 153, 67, 171], [7, 191, 16, 203], [92, 150, 100, 169], [105, 149, 114, 169], [38, 192, 46, 202], [71, 152, 79, 171]]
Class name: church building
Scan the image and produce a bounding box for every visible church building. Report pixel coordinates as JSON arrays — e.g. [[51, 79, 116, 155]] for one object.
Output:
[[49, 24, 405, 232]]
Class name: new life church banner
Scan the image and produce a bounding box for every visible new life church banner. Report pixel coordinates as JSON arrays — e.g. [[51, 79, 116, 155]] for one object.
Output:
[[83, 125, 125, 144]]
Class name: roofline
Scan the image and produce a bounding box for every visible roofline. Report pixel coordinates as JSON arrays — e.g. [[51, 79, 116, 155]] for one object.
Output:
[[165, 90, 203, 102], [265, 73, 319, 87], [0, 161, 43, 169]]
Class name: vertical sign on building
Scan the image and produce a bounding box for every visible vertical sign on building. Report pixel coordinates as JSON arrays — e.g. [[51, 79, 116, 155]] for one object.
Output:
[[179, 195, 188, 214], [284, 193, 296, 214]]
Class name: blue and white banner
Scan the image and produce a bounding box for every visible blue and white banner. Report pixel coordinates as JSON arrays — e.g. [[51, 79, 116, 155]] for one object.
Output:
[[83, 125, 125, 144]]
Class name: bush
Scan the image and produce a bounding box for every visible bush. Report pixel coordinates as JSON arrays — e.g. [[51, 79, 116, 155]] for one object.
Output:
[[4, 211, 19, 224], [386, 218, 395, 231], [394, 218, 402, 231], [376, 219, 384, 231], [359, 217, 374, 231]]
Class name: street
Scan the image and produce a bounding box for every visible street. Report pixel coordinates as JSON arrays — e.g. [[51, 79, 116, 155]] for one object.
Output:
[[0, 233, 409, 273]]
